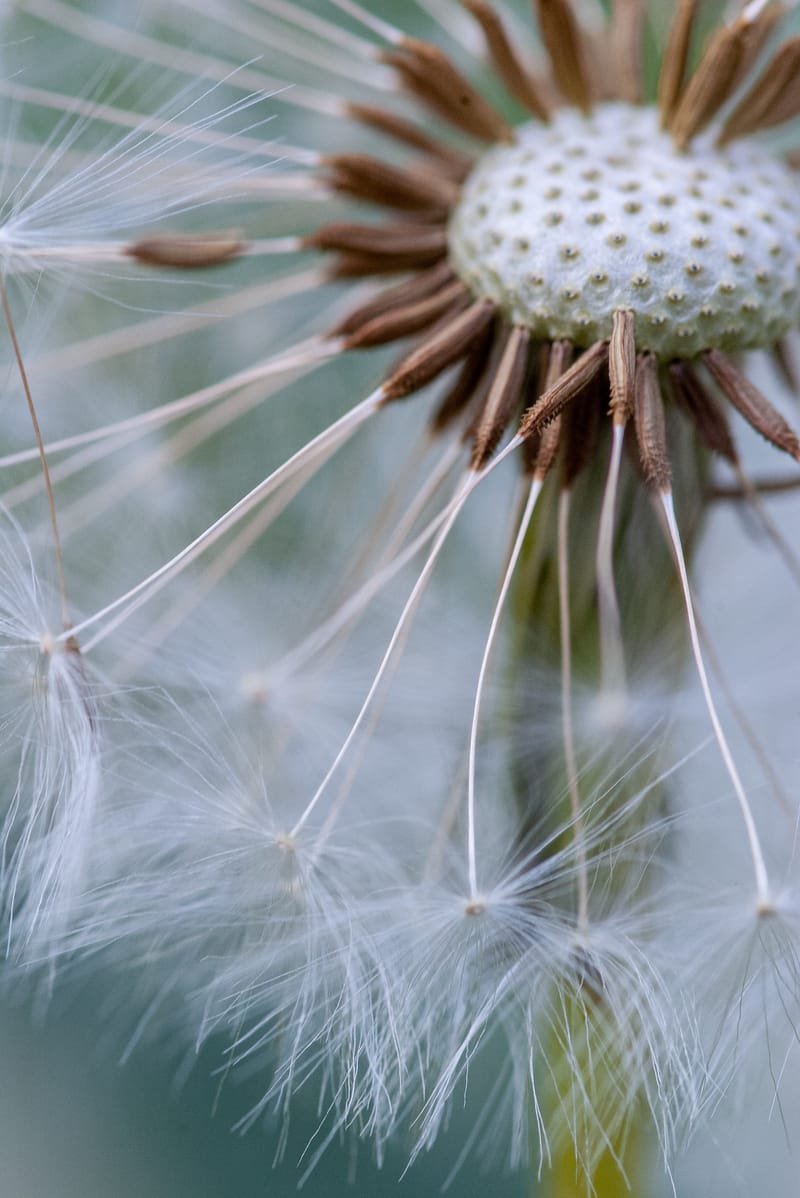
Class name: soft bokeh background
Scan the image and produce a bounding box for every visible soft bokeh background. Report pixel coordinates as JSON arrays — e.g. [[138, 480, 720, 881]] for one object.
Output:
[[0, 982, 530, 1196]]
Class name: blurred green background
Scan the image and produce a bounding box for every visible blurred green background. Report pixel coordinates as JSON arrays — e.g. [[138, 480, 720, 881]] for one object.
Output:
[[0, 983, 528, 1197]]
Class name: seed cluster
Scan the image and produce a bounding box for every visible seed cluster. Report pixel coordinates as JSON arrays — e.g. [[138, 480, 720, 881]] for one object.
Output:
[[448, 104, 800, 359]]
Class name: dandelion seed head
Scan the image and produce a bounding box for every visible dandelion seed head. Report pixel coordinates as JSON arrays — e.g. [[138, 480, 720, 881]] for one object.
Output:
[[4, 0, 800, 1187], [450, 104, 800, 359]]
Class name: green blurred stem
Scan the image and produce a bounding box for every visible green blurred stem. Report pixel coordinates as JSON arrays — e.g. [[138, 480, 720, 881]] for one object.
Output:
[[508, 408, 708, 1193], [542, 1130, 642, 1198]]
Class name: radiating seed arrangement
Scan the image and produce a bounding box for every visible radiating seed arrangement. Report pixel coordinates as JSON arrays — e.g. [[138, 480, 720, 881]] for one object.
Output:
[[3, 0, 800, 1193]]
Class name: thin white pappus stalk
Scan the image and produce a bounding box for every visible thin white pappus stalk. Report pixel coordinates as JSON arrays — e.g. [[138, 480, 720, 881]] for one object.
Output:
[[742, 0, 772, 20], [2, 348, 334, 533], [660, 489, 771, 903], [8, 280, 370, 521], [572, 0, 608, 32], [0, 80, 296, 163], [466, 477, 542, 900], [226, 175, 327, 196], [413, 0, 485, 54], [371, 437, 465, 576], [289, 436, 524, 839], [595, 421, 627, 700], [315, 434, 465, 651], [126, 160, 320, 202], [558, 487, 589, 933], [21, 0, 346, 118], [0, 334, 337, 473], [289, 472, 475, 841], [249, 0, 379, 58], [1, 432, 136, 513], [47, 339, 342, 540], [172, 0, 395, 90], [326, 0, 404, 45], [0, 135, 104, 182], [112, 438, 338, 679], [236, 483, 440, 813], [2, 409, 198, 512], [274, 436, 523, 681], [0, 235, 301, 270], [243, 237, 306, 256], [695, 608, 794, 820], [58, 390, 383, 652], [272, 488, 470, 682], [309, 607, 416, 860], [24, 268, 327, 384]]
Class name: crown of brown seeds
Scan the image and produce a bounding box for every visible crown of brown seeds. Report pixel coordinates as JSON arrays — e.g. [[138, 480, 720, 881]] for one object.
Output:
[[180, 0, 796, 494]]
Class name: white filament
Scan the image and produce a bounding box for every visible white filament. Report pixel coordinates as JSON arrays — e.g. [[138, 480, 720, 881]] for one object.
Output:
[[466, 477, 542, 898], [661, 490, 770, 902]]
